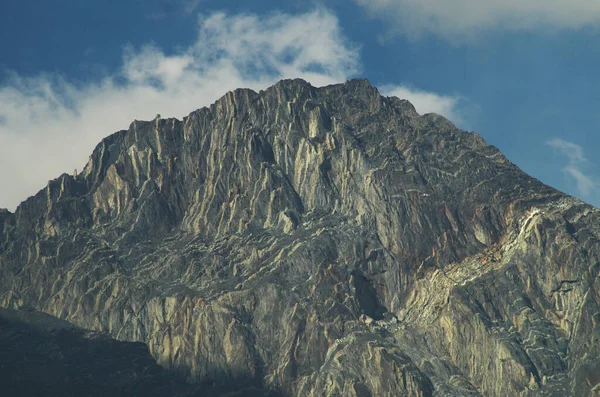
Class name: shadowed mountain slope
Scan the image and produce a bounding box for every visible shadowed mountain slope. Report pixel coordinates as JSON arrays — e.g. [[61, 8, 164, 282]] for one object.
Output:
[[0, 308, 274, 396]]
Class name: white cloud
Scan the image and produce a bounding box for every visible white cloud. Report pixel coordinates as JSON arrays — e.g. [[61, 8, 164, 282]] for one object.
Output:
[[182, 0, 203, 15], [547, 138, 599, 198], [355, 0, 600, 41], [380, 84, 462, 123], [147, 0, 204, 19], [563, 166, 596, 197], [0, 8, 461, 211], [547, 138, 586, 163]]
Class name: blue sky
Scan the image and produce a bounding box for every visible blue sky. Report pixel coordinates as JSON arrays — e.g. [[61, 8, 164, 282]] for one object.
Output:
[[1, 0, 600, 210]]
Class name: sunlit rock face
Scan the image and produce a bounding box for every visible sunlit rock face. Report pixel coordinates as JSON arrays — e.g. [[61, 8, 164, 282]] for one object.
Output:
[[1, 79, 599, 396]]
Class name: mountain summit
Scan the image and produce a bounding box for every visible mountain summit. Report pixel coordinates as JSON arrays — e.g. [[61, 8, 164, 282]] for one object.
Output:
[[1, 79, 599, 396]]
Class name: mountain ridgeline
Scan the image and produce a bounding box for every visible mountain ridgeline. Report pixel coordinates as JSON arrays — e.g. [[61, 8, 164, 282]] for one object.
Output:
[[1, 79, 599, 396]]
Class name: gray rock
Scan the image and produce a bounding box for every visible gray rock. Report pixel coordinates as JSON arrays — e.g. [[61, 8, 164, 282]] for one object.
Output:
[[0, 78, 599, 396]]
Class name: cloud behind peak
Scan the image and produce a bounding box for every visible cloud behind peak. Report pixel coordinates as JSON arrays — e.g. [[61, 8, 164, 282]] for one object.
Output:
[[355, 0, 600, 41]]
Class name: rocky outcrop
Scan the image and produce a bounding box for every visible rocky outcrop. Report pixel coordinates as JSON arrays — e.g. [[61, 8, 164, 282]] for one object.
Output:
[[1, 79, 599, 396]]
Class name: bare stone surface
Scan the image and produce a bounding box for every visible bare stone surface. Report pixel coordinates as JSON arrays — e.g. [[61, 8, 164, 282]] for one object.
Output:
[[1, 79, 599, 396]]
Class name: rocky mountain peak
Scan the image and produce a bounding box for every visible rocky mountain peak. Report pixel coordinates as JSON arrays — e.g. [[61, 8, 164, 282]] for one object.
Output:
[[1, 79, 599, 396]]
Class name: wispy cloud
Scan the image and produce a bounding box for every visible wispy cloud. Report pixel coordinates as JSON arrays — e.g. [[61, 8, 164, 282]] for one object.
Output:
[[547, 138, 599, 198], [146, 0, 204, 19], [181, 0, 203, 15], [355, 0, 600, 41], [380, 85, 463, 124]]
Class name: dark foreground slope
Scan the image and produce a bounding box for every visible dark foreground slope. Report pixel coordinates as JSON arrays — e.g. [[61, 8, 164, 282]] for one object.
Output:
[[1, 79, 599, 396], [0, 308, 272, 396]]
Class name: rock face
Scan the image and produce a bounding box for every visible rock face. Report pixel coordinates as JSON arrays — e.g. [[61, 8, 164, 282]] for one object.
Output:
[[1, 79, 599, 396]]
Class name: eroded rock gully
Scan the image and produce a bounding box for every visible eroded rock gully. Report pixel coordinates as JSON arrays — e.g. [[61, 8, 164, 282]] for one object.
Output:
[[1, 79, 599, 396]]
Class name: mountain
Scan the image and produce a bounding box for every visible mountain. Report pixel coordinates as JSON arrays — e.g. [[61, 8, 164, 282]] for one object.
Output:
[[1, 79, 599, 396]]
